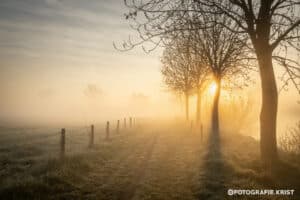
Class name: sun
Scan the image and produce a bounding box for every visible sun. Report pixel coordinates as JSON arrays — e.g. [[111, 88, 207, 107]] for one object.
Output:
[[208, 81, 218, 96]]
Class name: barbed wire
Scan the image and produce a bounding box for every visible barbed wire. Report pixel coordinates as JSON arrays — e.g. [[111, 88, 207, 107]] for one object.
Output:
[[0, 122, 141, 159], [0, 131, 61, 150]]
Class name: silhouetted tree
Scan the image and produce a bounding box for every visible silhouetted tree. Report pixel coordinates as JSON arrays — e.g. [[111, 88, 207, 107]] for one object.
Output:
[[190, 56, 209, 126], [161, 31, 210, 123], [189, 34, 210, 126], [190, 13, 250, 134], [161, 36, 195, 121], [120, 0, 300, 165], [193, 0, 300, 166]]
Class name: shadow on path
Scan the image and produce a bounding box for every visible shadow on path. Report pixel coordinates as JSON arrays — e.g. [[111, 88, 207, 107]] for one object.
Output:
[[195, 130, 234, 200]]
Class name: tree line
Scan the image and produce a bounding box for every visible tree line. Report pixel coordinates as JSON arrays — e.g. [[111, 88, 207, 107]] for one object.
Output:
[[117, 0, 300, 168]]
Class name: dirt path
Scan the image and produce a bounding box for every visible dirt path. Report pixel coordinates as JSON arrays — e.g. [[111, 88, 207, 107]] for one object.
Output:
[[78, 129, 206, 200], [118, 133, 159, 200], [75, 130, 160, 200], [131, 130, 205, 200]]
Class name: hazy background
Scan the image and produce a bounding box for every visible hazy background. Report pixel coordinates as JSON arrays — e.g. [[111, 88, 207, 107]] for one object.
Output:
[[0, 0, 299, 137]]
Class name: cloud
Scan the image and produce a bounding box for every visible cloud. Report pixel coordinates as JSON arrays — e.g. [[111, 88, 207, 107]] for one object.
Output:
[[84, 84, 103, 98]]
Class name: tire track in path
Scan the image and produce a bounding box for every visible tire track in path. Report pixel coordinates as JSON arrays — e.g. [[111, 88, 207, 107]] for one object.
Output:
[[57, 130, 153, 199], [133, 130, 204, 200], [79, 131, 158, 200], [117, 132, 159, 200]]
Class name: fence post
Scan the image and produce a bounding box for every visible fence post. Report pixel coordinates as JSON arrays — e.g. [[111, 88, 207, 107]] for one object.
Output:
[[200, 124, 203, 142], [106, 121, 110, 140], [116, 120, 120, 134], [89, 124, 94, 148], [60, 128, 65, 159], [124, 118, 126, 129], [130, 117, 132, 128]]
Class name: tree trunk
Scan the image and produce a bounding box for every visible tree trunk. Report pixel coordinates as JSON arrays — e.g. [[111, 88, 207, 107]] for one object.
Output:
[[196, 87, 202, 125], [185, 92, 189, 121], [257, 50, 278, 166], [212, 77, 221, 135]]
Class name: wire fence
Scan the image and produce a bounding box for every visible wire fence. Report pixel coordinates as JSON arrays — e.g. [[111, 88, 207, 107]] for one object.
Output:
[[0, 117, 139, 161]]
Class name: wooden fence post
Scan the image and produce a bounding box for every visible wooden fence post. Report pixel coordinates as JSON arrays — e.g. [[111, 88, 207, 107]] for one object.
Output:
[[89, 124, 94, 148], [124, 118, 126, 129], [106, 121, 110, 139], [200, 124, 203, 142], [130, 117, 132, 128], [60, 128, 65, 159], [116, 120, 120, 134]]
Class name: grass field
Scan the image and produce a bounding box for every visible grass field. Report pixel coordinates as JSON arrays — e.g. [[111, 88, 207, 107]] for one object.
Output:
[[0, 123, 299, 200]]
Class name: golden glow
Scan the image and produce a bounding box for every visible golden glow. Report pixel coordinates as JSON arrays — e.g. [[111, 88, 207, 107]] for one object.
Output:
[[208, 81, 218, 96]]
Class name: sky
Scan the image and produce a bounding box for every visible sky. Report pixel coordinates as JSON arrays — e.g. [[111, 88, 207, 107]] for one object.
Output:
[[0, 0, 177, 126], [0, 0, 299, 136]]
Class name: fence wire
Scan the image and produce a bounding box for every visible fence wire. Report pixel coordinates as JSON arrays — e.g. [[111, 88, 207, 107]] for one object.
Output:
[[0, 121, 140, 160]]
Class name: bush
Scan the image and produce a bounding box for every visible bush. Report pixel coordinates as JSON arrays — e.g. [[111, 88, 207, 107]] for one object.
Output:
[[279, 121, 300, 155]]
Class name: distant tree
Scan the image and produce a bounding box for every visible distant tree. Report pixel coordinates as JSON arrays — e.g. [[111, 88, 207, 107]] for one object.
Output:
[[189, 35, 210, 126], [161, 36, 195, 121], [190, 55, 209, 126], [190, 13, 251, 134], [161, 32, 209, 123]]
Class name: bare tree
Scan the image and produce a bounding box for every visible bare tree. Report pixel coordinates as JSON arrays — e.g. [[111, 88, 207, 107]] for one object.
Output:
[[190, 52, 209, 126], [191, 13, 250, 134], [161, 36, 195, 121], [161, 33, 210, 123], [160, 7, 251, 134], [187, 29, 210, 126], [193, 0, 300, 166], [120, 0, 300, 165]]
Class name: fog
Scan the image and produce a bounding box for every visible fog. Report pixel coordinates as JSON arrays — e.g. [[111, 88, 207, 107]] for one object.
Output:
[[0, 67, 299, 139], [0, 0, 299, 137], [0, 81, 181, 127]]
